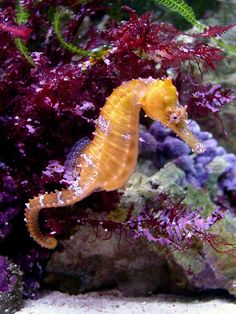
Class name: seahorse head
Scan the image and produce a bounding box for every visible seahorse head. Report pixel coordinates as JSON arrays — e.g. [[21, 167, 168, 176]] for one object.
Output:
[[140, 78, 178, 120], [140, 78, 205, 154]]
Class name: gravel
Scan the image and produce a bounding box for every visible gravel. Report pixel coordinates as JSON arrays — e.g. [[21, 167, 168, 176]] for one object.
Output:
[[16, 290, 236, 314]]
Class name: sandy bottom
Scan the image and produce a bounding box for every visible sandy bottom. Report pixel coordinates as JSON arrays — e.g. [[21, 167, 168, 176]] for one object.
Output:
[[16, 290, 236, 314]]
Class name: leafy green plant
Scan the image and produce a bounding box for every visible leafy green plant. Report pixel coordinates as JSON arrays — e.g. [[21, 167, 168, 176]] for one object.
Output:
[[14, 38, 35, 66], [152, 0, 199, 26], [153, 0, 236, 55]]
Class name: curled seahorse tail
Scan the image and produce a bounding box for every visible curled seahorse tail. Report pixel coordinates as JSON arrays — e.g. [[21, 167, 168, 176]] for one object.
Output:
[[25, 203, 58, 249], [25, 184, 98, 249]]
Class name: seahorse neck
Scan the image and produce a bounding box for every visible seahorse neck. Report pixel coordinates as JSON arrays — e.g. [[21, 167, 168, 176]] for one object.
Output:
[[119, 77, 154, 105], [101, 78, 153, 118]]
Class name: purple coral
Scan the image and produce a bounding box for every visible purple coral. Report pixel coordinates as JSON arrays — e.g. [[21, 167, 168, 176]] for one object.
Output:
[[128, 195, 223, 249], [189, 84, 235, 116], [140, 119, 236, 204], [176, 75, 235, 118]]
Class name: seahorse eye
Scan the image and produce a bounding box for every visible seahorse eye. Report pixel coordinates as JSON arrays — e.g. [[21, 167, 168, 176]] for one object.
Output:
[[166, 106, 188, 127]]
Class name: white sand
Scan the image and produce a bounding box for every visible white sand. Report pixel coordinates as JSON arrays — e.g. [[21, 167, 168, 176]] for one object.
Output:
[[16, 290, 236, 314]]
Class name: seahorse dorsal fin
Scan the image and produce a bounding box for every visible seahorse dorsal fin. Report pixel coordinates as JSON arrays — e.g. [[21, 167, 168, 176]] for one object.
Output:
[[64, 137, 91, 176]]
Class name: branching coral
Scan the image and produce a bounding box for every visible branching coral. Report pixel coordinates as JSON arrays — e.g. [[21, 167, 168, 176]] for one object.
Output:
[[105, 11, 224, 70]]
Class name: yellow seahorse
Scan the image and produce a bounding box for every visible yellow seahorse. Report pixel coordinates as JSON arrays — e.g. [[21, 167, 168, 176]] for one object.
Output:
[[25, 77, 205, 249]]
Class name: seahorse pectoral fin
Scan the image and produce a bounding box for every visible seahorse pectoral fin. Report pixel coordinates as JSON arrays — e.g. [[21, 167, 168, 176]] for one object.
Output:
[[64, 137, 91, 178]]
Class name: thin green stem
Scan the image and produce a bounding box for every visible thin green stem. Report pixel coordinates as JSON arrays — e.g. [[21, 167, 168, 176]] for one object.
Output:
[[53, 9, 92, 57], [15, 0, 35, 66], [14, 38, 35, 66]]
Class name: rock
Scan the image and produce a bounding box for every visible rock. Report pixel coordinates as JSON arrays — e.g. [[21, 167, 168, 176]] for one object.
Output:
[[166, 212, 236, 294], [46, 227, 172, 296], [45, 160, 236, 297]]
